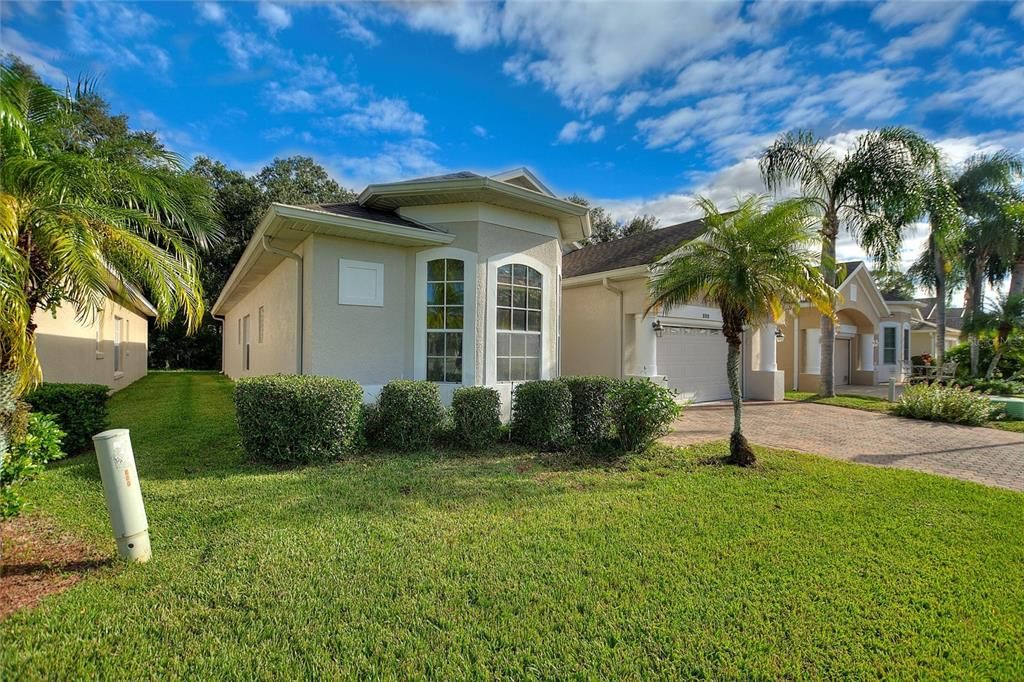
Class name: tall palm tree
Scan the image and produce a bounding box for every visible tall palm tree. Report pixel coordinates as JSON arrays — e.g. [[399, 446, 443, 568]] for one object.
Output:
[[648, 196, 834, 466], [959, 293, 1024, 379], [0, 64, 219, 454], [1009, 202, 1024, 296], [761, 128, 933, 396], [953, 153, 1023, 375]]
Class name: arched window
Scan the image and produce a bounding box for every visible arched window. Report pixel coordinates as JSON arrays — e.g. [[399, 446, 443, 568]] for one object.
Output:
[[426, 258, 464, 382], [496, 263, 541, 381]]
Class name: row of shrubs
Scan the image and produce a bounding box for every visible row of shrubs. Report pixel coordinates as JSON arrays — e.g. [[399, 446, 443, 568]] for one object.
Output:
[[23, 382, 109, 454], [234, 375, 683, 464]]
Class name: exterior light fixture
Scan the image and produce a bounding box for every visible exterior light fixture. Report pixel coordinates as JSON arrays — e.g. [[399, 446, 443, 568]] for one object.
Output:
[[774, 328, 785, 343], [652, 320, 664, 337]]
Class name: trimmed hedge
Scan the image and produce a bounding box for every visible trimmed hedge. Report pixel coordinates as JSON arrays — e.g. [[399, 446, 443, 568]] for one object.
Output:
[[557, 376, 615, 447], [374, 380, 445, 450], [23, 383, 109, 454], [451, 386, 501, 449], [510, 380, 573, 451], [609, 378, 682, 452], [234, 375, 364, 463]]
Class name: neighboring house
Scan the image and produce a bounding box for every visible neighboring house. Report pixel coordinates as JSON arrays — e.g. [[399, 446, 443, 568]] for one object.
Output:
[[562, 223, 944, 402], [33, 280, 156, 391], [212, 168, 590, 412], [912, 297, 963, 354]]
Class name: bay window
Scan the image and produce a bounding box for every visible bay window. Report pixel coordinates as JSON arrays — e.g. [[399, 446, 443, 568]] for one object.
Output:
[[426, 258, 464, 382], [496, 263, 542, 381]]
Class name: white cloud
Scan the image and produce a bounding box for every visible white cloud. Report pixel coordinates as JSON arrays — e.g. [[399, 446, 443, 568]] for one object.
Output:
[[1014, 1, 1024, 25], [262, 126, 294, 141], [327, 98, 427, 136], [637, 94, 750, 151], [873, 2, 971, 62], [472, 125, 489, 138], [929, 67, 1024, 118], [196, 1, 226, 24], [264, 82, 319, 112], [0, 27, 65, 82], [328, 5, 379, 46], [399, 1, 501, 50], [556, 120, 604, 144], [650, 47, 792, 105], [257, 2, 291, 33], [817, 25, 872, 59], [955, 23, 1015, 57], [328, 139, 444, 188]]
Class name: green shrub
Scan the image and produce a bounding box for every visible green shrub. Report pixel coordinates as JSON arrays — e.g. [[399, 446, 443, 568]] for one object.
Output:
[[23, 383, 108, 454], [952, 377, 1024, 396], [510, 380, 573, 451], [893, 383, 998, 426], [946, 338, 1024, 379], [234, 375, 364, 463], [1, 412, 66, 519], [451, 386, 501, 449], [374, 380, 445, 450], [609, 379, 683, 452], [557, 375, 615, 447]]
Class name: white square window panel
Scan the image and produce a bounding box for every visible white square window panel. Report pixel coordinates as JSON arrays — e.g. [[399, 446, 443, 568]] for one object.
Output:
[[338, 259, 384, 307]]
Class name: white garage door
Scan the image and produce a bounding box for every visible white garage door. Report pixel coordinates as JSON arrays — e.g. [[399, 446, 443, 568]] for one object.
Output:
[[657, 327, 731, 403]]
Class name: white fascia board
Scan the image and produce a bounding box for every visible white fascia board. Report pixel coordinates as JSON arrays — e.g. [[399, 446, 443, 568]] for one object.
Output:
[[562, 264, 650, 288], [490, 167, 555, 197]]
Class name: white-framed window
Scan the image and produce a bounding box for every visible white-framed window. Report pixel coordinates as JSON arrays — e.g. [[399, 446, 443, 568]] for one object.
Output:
[[338, 259, 384, 307], [258, 306, 265, 343], [849, 283, 858, 302], [113, 316, 123, 373], [242, 315, 251, 371], [882, 325, 897, 365], [903, 325, 910, 363], [496, 263, 542, 382], [426, 258, 464, 383]]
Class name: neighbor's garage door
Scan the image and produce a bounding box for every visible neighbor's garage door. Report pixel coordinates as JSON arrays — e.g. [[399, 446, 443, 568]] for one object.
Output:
[[657, 326, 731, 403]]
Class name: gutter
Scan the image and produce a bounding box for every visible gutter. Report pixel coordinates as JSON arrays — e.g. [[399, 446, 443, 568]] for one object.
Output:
[[261, 236, 303, 374], [602, 277, 624, 377]]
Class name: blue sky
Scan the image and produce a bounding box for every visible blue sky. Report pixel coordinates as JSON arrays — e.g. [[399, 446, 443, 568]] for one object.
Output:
[[3, 0, 1024, 267]]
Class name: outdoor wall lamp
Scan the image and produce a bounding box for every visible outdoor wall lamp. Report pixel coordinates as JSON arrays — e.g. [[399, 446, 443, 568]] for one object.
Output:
[[652, 320, 664, 337], [775, 328, 785, 342]]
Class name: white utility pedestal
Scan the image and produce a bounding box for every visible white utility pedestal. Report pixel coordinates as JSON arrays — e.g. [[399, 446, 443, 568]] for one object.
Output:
[[92, 429, 151, 562]]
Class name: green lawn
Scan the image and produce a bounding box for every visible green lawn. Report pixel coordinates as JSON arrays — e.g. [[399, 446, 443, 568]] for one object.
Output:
[[785, 390, 1024, 433], [3, 373, 1023, 679]]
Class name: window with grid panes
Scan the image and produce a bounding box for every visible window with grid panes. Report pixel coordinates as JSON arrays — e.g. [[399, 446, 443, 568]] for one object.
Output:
[[426, 258, 464, 382], [496, 263, 542, 381]]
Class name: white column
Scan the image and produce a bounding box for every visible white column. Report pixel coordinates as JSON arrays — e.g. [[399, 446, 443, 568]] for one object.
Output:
[[635, 315, 658, 376], [860, 333, 875, 371], [804, 328, 821, 374], [759, 324, 777, 371]]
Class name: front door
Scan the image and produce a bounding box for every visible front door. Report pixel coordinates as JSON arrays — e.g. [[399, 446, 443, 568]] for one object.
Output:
[[835, 338, 851, 386]]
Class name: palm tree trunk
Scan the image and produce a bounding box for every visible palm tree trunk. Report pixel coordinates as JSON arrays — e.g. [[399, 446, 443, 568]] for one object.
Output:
[[1010, 253, 1024, 297], [819, 212, 839, 397], [724, 331, 755, 467], [966, 259, 985, 377], [932, 231, 947, 365], [0, 369, 19, 467]]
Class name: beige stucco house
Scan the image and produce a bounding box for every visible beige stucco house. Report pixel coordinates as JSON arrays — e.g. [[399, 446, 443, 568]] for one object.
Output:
[[33, 282, 155, 391], [212, 169, 590, 412], [561, 221, 954, 402]]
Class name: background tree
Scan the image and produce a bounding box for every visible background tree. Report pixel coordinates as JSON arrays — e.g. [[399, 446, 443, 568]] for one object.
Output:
[[761, 128, 934, 396], [565, 195, 660, 244], [0, 62, 219, 454], [872, 267, 916, 301], [1008, 202, 1024, 295], [648, 195, 833, 466], [959, 293, 1024, 379]]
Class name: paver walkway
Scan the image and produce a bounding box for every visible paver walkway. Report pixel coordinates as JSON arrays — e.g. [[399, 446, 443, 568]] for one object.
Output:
[[664, 401, 1024, 491]]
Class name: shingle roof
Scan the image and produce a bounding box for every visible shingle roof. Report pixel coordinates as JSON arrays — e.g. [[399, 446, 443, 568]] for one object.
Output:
[[302, 202, 437, 231], [386, 171, 484, 184], [562, 217, 708, 278]]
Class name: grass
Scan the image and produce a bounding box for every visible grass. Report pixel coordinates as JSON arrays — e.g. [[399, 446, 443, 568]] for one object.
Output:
[[3, 373, 1023, 679], [785, 390, 1024, 433]]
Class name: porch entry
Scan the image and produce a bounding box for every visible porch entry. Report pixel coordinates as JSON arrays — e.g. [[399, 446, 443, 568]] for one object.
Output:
[[834, 337, 851, 386]]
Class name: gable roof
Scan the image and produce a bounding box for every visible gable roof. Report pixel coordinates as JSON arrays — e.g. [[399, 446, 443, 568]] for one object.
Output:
[[915, 297, 964, 329], [562, 217, 707, 279], [301, 202, 434, 230]]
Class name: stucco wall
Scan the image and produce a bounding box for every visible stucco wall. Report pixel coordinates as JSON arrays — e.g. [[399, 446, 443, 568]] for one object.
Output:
[[561, 283, 621, 377], [34, 297, 149, 391], [306, 235, 410, 386], [222, 250, 299, 380]]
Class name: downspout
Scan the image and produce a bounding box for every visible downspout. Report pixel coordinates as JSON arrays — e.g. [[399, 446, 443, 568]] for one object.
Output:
[[261, 236, 303, 374], [601, 277, 624, 377], [211, 314, 226, 374]]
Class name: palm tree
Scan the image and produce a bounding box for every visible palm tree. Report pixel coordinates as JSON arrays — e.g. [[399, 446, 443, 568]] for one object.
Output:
[[0, 64, 219, 453], [761, 129, 933, 396], [959, 293, 1024, 379], [1009, 202, 1024, 296], [953, 153, 1023, 375], [648, 196, 834, 466]]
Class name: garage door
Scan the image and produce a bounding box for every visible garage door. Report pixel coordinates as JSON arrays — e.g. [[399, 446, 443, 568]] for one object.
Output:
[[657, 326, 731, 403]]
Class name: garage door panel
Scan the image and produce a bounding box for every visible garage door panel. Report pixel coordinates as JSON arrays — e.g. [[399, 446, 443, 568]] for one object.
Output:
[[657, 327, 731, 403]]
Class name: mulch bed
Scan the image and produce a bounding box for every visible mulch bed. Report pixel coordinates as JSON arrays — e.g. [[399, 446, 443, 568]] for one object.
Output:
[[0, 515, 112, 620]]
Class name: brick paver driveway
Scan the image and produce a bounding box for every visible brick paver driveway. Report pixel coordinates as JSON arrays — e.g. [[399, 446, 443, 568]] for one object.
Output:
[[664, 401, 1024, 491]]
